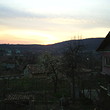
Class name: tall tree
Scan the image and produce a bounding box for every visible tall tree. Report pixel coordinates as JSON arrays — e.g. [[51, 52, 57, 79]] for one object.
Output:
[[62, 41, 84, 101], [41, 52, 61, 93]]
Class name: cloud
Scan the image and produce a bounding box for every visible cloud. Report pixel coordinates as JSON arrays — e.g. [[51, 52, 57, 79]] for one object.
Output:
[[0, 4, 110, 29], [0, 5, 48, 18], [0, 3, 110, 42]]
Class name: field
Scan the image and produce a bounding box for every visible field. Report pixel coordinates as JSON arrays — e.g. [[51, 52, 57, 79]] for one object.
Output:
[[0, 77, 71, 110]]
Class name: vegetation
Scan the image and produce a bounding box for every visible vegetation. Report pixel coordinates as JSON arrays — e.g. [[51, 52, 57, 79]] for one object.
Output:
[[0, 39, 103, 110]]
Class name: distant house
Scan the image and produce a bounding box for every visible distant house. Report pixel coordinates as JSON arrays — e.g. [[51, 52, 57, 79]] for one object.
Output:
[[97, 31, 110, 75], [3, 63, 15, 69], [15, 49, 21, 54], [24, 64, 47, 78], [2, 57, 16, 70], [0, 48, 5, 56], [6, 50, 12, 56]]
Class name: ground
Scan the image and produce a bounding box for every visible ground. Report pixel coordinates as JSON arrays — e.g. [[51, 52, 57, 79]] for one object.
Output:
[[0, 77, 95, 110]]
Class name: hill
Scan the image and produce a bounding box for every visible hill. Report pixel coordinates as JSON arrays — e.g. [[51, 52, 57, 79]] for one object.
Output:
[[45, 38, 104, 54], [0, 38, 104, 54]]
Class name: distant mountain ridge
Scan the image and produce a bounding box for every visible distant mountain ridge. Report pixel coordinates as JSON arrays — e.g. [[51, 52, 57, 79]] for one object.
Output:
[[45, 38, 104, 53], [0, 38, 104, 54]]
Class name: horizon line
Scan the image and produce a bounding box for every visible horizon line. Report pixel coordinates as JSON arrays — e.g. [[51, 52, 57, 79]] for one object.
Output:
[[0, 37, 104, 45]]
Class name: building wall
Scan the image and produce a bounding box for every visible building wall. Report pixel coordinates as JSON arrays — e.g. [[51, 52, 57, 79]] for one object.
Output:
[[24, 67, 32, 78], [102, 52, 110, 75]]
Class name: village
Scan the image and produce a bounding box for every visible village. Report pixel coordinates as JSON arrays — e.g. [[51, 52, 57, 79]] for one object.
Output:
[[0, 32, 110, 110]]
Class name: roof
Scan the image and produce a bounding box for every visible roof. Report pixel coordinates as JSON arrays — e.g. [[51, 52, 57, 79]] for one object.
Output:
[[26, 64, 45, 74], [5, 94, 34, 101], [97, 31, 110, 51]]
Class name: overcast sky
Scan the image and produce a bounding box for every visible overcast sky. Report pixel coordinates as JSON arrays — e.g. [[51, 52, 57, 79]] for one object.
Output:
[[0, 0, 110, 44]]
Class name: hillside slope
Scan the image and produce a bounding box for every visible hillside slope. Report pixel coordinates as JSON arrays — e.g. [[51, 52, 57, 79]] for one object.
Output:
[[0, 38, 104, 54]]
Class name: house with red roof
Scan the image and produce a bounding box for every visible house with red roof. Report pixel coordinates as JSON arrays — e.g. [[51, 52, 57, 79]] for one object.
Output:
[[24, 64, 47, 78], [97, 31, 110, 75]]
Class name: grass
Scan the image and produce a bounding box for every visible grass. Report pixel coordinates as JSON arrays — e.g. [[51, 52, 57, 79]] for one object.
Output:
[[0, 77, 71, 100], [0, 77, 96, 110]]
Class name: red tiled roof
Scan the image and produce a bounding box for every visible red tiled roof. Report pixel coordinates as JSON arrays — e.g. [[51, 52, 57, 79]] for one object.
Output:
[[27, 64, 45, 75]]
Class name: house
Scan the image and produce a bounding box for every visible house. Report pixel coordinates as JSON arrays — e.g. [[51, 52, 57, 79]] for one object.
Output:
[[24, 64, 47, 78], [97, 31, 110, 75], [97, 31, 110, 110], [6, 49, 12, 56]]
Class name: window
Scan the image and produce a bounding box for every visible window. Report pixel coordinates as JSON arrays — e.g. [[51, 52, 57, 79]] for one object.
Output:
[[105, 57, 110, 65]]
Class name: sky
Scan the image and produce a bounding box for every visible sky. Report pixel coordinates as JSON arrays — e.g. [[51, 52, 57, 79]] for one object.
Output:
[[0, 0, 110, 45]]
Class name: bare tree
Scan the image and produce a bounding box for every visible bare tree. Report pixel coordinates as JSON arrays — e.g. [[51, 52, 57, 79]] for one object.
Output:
[[41, 52, 61, 93], [62, 41, 84, 101]]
